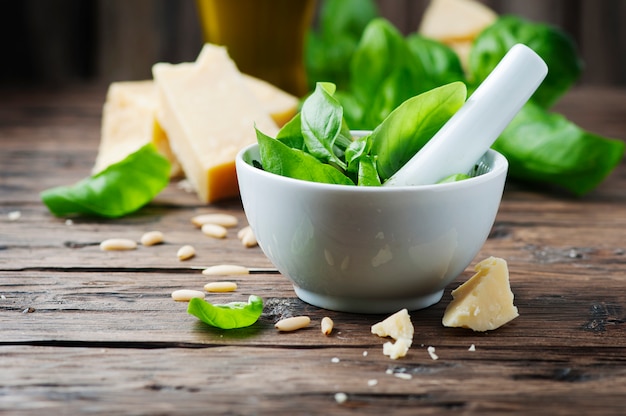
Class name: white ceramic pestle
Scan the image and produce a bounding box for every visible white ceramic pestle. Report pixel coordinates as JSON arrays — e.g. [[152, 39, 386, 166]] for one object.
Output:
[[383, 43, 548, 187]]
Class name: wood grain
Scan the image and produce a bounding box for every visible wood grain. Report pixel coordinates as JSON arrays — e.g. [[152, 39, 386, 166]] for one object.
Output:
[[1, 86, 626, 414]]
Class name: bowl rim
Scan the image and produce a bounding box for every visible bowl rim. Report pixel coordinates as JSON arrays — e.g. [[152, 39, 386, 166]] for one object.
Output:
[[236, 142, 508, 193]]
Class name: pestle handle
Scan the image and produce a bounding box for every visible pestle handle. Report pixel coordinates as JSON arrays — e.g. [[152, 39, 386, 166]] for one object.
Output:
[[384, 43, 548, 187]]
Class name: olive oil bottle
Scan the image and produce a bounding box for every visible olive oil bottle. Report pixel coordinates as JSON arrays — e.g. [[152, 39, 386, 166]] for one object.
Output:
[[196, 0, 316, 97]]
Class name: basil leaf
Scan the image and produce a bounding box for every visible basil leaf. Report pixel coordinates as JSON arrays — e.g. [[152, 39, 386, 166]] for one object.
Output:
[[301, 83, 346, 169], [305, 0, 378, 90], [257, 128, 354, 185], [187, 295, 264, 329], [276, 113, 305, 150], [469, 15, 583, 109], [349, 18, 421, 129], [405, 34, 466, 93], [345, 134, 371, 173], [493, 102, 625, 195], [363, 66, 420, 130], [370, 82, 467, 181], [40, 143, 170, 218], [357, 155, 381, 186]]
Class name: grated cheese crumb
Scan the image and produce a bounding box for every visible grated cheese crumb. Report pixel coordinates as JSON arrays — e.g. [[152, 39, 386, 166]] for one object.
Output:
[[334, 392, 348, 404], [427, 346, 439, 360], [468, 344, 476, 352]]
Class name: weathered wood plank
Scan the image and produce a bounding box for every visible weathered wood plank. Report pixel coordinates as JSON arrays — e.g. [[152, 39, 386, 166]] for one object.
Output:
[[1, 266, 626, 349], [2, 345, 626, 415]]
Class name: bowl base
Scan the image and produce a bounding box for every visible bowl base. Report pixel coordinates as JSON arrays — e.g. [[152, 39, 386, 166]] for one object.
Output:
[[292, 286, 444, 314]]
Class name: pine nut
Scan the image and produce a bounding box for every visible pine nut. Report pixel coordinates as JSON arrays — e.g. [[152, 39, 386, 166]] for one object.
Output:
[[275, 316, 311, 332], [171, 289, 205, 302], [237, 226, 251, 240], [204, 281, 238, 293], [321, 317, 334, 335], [240, 226, 258, 248], [140, 231, 164, 246], [177, 245, 195, 261], [191, 213, 238, 228], [202, 264, 249, 276], [201, 223, 227, 239], [100, 238, 137, 251]]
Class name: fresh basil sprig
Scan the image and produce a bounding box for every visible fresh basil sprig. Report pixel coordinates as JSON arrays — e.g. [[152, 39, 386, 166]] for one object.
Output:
[[41, 143, 170, 218], [256, 81, 466, 186], [187, 295, 264, 330], [304, 5, 624, 195]]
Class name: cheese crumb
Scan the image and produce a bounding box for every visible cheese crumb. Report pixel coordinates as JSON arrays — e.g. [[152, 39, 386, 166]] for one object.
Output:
[[468, 344, 476, 352], [334, 392, 348, 404], [331, 357, 340, 363], [367, 379, 378, 387], [8, 211, 21, 221], [427, 346, 439, 360], [394, 373, 413, 380], [372, 309, 414, 359]]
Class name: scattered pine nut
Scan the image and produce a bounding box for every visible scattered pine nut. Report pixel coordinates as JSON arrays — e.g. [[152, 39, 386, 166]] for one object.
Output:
[[202, 264, 249, 276], [191, 213, 238, 228], [140, 231, 164, 246], [321, 317, 334, 335], [204, 281, 238, 293], [237, 226, 251, 240], [171, 289, 205, 302], [275, 316, 311, 332], [201, 223, 227, 239], [239, 226, 258, 248], [177, 245, 195, 261], [100, 238, 137, 251]]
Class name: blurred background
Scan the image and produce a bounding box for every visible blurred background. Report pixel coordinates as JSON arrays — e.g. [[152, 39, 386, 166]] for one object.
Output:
[[0, 0, 624, 88]]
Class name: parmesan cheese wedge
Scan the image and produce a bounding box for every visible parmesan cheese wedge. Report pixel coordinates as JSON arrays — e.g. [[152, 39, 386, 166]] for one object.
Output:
[[419, 0, 497, 70], [419, 0, 497, 42], [93, 80, 182, 177], [153, 43, 279, 203], [443, 256, 519, 331], [243, 74, 299, 127], [92, 74, 297, 181]]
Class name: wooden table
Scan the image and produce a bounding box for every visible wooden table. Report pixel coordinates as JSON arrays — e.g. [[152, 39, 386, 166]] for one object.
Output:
[[2, 85, 626, 415]]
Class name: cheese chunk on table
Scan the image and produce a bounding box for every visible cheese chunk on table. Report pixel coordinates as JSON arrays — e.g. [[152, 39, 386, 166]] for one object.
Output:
[[93, 75, 297, 181], [443, 256, 519, 331], [372, 309, 414, 359], [243, 74, 299, 127], [153, 44, 279, 203], [93, 81, 182, 177]]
